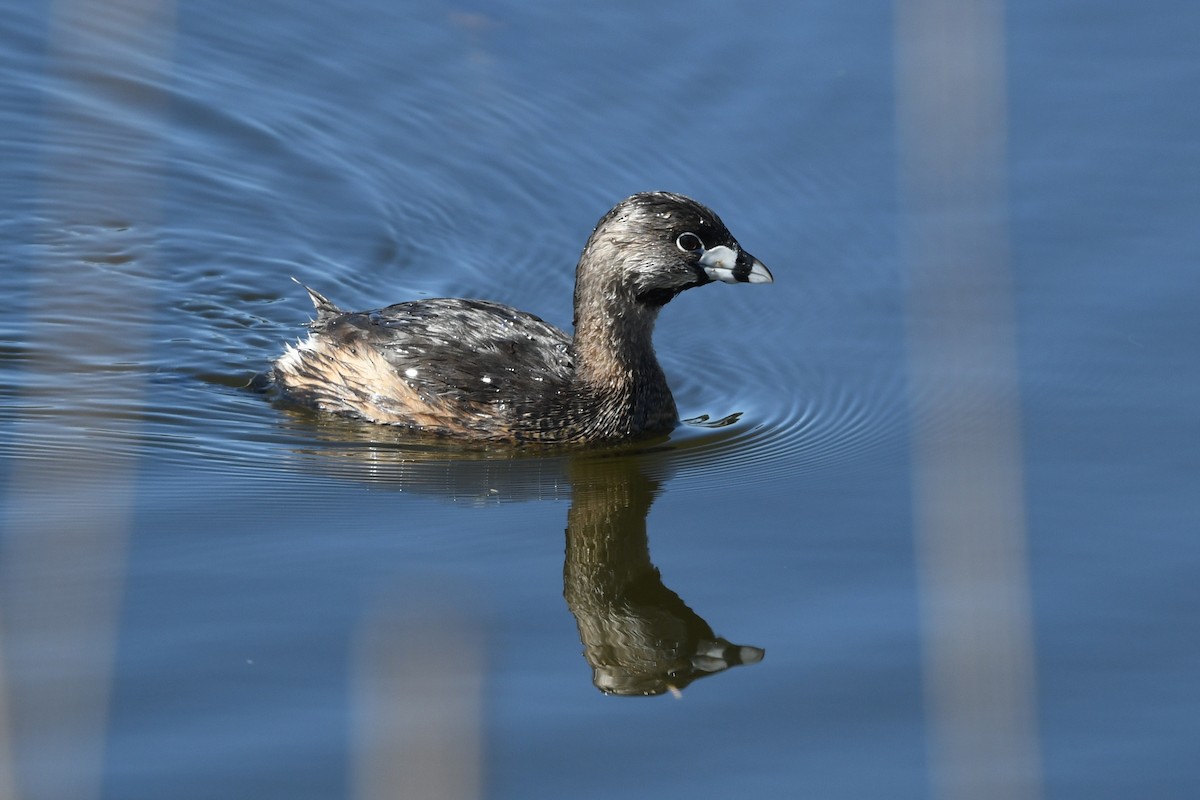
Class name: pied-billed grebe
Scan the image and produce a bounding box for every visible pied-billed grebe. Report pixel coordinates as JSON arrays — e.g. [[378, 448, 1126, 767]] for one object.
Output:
[[273, 191, 772, 444]]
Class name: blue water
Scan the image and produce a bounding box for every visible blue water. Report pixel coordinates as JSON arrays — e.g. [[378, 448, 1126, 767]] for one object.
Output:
[[1, 1, 1198, 798]]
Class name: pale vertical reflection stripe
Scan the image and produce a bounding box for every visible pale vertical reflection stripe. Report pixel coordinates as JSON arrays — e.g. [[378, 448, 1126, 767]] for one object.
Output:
[[0, 2, 174, 800], [0, 612, 16, 800], [353, 608, 483, 800], [896, 2, 1044, 799]]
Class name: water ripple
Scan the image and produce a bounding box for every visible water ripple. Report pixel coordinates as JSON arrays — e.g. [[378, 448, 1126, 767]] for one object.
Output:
[[646, 354, 909, 493]]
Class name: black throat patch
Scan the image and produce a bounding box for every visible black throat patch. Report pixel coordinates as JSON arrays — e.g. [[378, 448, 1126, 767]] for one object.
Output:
[[635, 287, 683, 308]]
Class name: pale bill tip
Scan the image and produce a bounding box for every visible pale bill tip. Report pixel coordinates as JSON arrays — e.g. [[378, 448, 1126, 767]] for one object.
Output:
[[746, 258, 773, 284]]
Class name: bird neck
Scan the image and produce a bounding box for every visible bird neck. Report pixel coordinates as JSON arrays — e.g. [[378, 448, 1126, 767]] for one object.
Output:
[[570, 286, 676, 433], [572, 280, 659, 378]]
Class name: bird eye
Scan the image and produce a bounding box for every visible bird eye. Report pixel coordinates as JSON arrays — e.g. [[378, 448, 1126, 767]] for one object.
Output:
[[676, 232, 704, 253]]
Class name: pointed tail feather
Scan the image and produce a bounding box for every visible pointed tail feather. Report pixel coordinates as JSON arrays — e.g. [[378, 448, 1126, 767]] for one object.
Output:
[[290, 276, 341, 321]]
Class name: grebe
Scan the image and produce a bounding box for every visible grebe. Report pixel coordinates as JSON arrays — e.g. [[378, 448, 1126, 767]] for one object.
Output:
[[273, 191, 772, 444]]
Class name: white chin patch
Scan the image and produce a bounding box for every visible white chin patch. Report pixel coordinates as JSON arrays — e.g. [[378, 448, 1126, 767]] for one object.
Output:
[[698, 245, 740, 283]]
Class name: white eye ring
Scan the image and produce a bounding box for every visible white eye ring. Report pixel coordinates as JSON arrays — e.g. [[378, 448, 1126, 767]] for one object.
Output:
[[676, 232, 704, 253]]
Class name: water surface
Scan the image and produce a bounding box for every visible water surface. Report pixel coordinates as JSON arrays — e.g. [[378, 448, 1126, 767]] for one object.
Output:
[[1, 1, 1198, 799]]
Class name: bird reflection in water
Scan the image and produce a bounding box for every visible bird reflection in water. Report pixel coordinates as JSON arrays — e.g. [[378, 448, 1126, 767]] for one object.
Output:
[[280, 413, 764, 696], [563, 455, 763, 696]]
